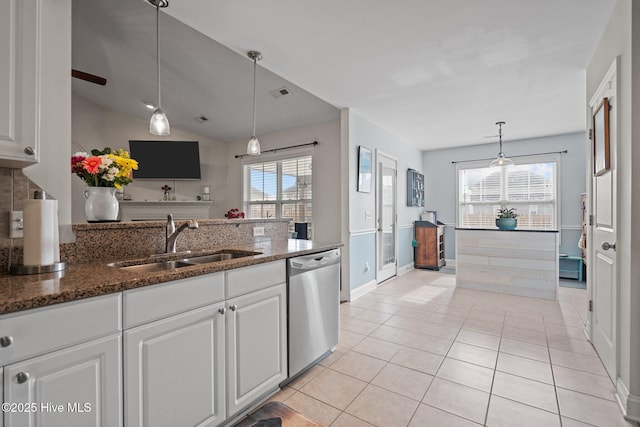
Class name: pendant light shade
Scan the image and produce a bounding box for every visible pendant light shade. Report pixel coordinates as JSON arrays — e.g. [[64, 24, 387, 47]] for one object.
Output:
[[247, 51, 263, 155], [150, 107, 170, 135], [489, 121, 513, 167], [149, 0, 170, 136]]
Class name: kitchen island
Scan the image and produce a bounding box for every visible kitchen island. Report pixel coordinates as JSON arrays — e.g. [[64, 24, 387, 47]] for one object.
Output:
[[0, 224, 341, 427], [455, 228, 559, 300]]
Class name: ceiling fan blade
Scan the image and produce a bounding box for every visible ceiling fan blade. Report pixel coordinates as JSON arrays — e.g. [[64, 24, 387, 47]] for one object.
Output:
[[71, 69, 107, 86]]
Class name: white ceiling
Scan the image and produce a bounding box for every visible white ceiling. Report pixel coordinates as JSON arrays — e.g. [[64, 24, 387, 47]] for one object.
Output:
[[73, 0, 616, 150], [71, 0, 340, 143]]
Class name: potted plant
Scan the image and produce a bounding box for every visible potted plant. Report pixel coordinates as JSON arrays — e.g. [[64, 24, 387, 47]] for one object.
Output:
[[496, 208, 518, 230]]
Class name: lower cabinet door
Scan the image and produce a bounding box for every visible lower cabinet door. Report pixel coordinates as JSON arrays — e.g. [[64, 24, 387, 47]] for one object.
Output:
[[3, 334, 122, 427], [124, 303, 225, 427], [226, 284, 287, 417]]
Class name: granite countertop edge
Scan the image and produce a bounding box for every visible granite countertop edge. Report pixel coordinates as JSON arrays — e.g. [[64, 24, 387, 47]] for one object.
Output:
[[0, 240, 342, 316]]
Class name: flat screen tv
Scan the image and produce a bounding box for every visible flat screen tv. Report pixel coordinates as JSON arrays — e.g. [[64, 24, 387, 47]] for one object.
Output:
[[129, 140, 201, 180]]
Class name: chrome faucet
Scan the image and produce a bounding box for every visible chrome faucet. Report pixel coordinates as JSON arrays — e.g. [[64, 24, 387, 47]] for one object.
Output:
[[165, 214, 199, 253]]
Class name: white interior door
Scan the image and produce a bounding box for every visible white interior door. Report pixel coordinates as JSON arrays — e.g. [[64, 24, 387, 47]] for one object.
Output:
[[589, 60, 617, 381], [376, 151, 397, 283]]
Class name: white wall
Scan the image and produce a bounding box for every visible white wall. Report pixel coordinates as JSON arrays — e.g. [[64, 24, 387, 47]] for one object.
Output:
[[23, 0, 73, 241], [587, 0, 640, 420], [225, 119, 342, 244], [345, 109, 424, 292], [71, 93, 229, 222]]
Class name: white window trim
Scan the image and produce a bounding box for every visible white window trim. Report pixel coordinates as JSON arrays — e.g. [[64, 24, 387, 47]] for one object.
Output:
[[455, 153, 561, 230], [241, 148, 314, 222]]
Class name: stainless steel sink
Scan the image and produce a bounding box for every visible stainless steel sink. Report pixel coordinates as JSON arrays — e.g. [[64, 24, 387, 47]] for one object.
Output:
[[182, 251, 261, 264], [118, 260, 194, 273], [111, 250, 262, 273]]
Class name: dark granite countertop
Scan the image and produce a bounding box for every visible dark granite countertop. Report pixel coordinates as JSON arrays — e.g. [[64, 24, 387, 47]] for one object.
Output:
[[455, 228, 559, 233], [0, 239, 341, 315]]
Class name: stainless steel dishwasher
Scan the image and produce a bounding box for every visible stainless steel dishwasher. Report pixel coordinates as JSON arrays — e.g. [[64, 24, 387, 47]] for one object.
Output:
[[287, 248, 341, 379]]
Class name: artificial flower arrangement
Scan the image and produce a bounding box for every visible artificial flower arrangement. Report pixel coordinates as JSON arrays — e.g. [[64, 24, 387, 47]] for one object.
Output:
[[225, 208, 245, 219], [71, 147, 139, 189]]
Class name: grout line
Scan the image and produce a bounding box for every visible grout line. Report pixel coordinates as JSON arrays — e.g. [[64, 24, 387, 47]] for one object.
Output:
[[483, 305, 507, 426]]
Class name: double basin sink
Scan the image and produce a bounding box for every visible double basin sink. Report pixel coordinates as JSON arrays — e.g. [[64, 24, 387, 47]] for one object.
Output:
[[109, 250, 262, 274]]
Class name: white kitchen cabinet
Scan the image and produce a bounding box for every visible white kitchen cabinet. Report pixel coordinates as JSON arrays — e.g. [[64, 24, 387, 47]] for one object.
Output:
[[226, 283, 287, 417], [0, 294, 122, 427], [3, 334, 122, 427], [124, 303, 226, 427], [0, 0, 41, 167]]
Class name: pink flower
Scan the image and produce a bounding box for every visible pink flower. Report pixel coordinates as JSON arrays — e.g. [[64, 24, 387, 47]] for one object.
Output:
[[71, 156, 85, 174], [82, 156, 102, 174]]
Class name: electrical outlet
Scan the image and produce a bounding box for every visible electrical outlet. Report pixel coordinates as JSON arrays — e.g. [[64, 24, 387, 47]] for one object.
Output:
[[9, 211, 24, 238], [364, 262, 370, 272], [253, 226, 265, 237]]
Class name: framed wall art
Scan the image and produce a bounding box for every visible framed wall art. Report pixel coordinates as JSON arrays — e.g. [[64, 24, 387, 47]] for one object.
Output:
[[357, 146, 372, 193], [407, 168, 424, 207], [593, 97, 610, 176]]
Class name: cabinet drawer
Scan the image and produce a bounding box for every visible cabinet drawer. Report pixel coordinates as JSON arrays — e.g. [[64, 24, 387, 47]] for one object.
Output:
[[0, 294, 121, 365], [123, 272, 224, 329], [226, 261, 286, 299]]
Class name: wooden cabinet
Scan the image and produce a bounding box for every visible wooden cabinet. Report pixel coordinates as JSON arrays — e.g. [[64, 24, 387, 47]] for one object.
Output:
[[226, 283, 287, 417], [124, 303, 226, 427], [414, 220, 445, 270], [0, 0, 41, 167], [0, 294, 122, 427]]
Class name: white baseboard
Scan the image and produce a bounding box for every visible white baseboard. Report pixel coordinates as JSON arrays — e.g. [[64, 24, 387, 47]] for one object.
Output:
[[398, 263, 414, 276], [615, 377, 640, 422], [350, 280, 377, 301]]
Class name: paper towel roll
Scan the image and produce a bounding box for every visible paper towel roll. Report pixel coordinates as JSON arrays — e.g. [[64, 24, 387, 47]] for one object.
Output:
[[23, 199, 59, 266]]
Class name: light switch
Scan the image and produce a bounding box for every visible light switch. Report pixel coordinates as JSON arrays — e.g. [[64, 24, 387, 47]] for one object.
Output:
[[365, 210, 372, 220], [253, 227, 265, 237], [9, 211, 24, 238]]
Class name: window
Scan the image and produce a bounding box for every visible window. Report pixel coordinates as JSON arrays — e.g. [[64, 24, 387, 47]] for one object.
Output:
[[457, 155, 559, 230], [243, 154, 312, 236]]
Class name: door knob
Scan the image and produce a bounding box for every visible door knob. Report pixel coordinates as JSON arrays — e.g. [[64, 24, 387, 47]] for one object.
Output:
[[218, 307, 226, 315], [0, 336, 13, 347], [602, 241, 616, 251], [229, 305, 238, 311], [23, 146, 35, 156], [16, 372, 30, 384]]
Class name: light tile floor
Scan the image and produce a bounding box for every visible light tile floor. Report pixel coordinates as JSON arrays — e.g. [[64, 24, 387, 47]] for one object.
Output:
[[267, 269, 638, 427]]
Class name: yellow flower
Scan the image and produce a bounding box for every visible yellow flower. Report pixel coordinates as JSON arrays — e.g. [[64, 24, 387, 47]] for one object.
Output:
[[109, 154, 138, 171]]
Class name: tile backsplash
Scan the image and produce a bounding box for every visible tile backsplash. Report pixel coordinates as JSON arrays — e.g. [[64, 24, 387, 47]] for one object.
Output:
[[0, 167, 42, 271]]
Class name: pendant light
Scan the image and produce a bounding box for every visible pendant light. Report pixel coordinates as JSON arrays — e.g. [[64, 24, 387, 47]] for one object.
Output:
[[489, 121, 513, 167], [246, 51, 263, 155], [149, 0, 170, 136]]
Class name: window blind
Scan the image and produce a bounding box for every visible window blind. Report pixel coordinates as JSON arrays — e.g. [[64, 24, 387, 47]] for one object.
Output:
[[457, 155, 558, 230], [243, 154, 313, 236]]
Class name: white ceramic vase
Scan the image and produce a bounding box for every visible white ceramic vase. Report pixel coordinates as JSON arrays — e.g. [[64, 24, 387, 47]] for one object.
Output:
[[84, 187, 119, 222]]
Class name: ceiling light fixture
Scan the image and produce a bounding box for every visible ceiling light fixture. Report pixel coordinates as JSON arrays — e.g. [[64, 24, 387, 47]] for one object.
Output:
[[489, 121, 513, 167], [246, 50, 263, 155], [148, 0, 170, 136]]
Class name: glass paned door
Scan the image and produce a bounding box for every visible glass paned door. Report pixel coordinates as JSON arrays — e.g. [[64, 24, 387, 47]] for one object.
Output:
[[377, 152, 397, 283]]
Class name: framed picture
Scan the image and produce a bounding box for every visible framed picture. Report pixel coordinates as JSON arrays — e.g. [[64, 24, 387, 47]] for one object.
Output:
[[407, 168, 424, 206], [357, 146, 372, 193], [593, 97, 610, 176]]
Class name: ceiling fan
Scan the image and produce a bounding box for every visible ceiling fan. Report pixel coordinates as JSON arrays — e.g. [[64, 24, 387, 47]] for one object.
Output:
[[71, 69, 107, 86]]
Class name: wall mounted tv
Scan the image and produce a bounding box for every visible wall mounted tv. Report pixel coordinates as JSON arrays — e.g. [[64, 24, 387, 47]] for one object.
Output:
[[129, 140, 201, 180]]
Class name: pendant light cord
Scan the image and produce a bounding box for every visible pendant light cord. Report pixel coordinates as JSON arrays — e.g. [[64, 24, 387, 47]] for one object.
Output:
[[252, 57, 257, 137], [156, 2, 161, 109]]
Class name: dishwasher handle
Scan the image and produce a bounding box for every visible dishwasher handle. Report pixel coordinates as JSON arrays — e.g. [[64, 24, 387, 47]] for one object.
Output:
[[288, 249, 341, 272]]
